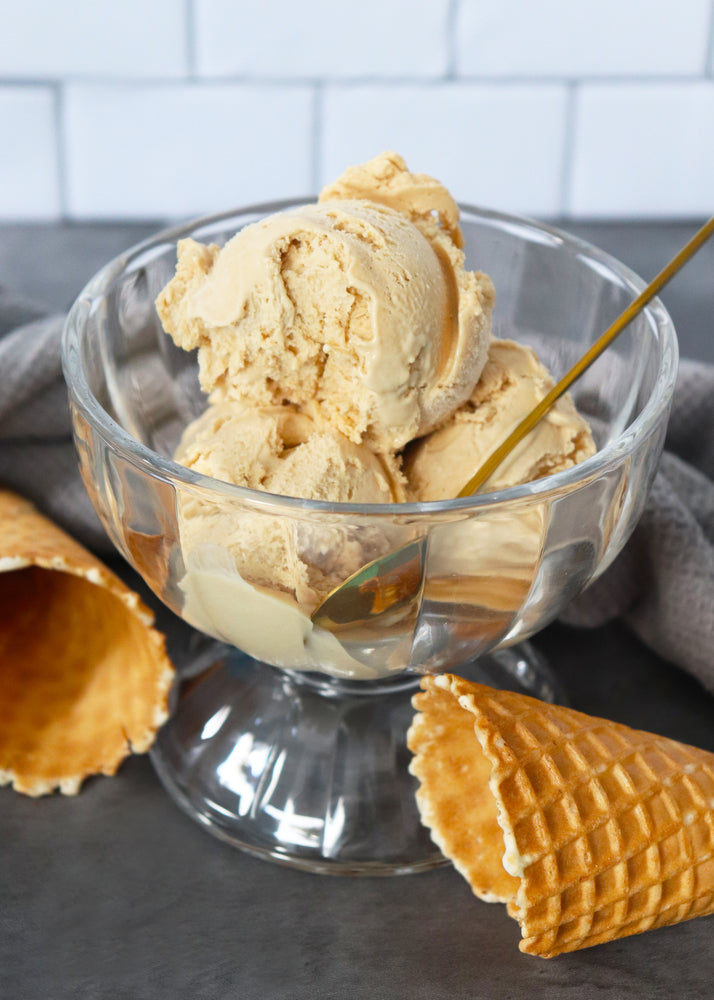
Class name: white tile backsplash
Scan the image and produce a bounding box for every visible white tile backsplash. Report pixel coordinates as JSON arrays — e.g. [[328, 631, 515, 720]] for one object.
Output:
[[0, 88, 59, 218], [63, 84, 314, 218], [0, 0, 186, 79], [0, 0, 713, 219], [570, 82, 714, 217], [195, 0, 450, 78], [456, 0, 712, 77], [321, 84, 568, 216]]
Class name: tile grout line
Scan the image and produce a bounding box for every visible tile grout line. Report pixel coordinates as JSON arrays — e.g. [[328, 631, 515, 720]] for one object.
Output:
[[185, 0, 197, 79], [706, 0, 714, 74], [559, 82, 578, 218], [1, 73, 712, 88], [445, 0, 459, 80], [311, 84, 323, 194], [53, 82, 69, 219]]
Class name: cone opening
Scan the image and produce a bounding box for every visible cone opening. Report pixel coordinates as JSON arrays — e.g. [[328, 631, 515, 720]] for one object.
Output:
[[409, 679, 519, 904], [0, 565, 170, 796]]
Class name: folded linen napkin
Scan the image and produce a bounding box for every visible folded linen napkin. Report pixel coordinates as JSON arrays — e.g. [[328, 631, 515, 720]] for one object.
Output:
[[1, 290, 713, 692]]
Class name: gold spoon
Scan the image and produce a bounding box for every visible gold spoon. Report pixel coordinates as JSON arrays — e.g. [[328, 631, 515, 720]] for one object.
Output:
[[311, 216, 714, 635]]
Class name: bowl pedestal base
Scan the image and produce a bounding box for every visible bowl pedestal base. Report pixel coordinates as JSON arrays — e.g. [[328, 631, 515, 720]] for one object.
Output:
[[151, 643, 562, 875]]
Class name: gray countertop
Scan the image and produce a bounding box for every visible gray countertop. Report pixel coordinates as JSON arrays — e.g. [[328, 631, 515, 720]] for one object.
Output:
[[1, 220, 713, 1000]]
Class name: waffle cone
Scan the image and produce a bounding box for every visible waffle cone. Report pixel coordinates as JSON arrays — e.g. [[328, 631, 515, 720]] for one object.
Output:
[[0, 490, 175, 796], [408, 674, 714, 957]]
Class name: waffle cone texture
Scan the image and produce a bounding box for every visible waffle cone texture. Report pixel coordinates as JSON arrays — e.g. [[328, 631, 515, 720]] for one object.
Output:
[[0, 491, 175, 796], [408, 674, 714, 957]]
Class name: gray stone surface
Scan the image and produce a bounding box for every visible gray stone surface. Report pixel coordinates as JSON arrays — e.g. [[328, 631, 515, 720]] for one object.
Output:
[[1, 218, 711, 361], [0, 221, 161, 313], [2, 622, 713, 1000], [565, 220, 714, 365], [1, 220, 713, 999]]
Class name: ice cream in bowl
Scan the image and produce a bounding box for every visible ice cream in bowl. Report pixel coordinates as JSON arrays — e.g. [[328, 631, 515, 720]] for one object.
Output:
[[61, 153, 677, 872]]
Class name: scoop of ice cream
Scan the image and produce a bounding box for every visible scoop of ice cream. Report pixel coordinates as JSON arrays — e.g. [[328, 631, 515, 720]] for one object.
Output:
[[404, 340, 597, 501], [174, 402, 405, 503], [156, 155, 493, 453], [319, 150, 465, 248], [174, 402, 405, 609]]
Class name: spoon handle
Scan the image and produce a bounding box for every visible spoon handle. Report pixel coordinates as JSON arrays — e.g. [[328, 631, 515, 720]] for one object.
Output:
[[458, 215, 714, 498]]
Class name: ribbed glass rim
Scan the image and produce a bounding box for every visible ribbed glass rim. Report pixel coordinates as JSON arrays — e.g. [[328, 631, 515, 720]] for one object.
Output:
[[61, 201, 679, 519]]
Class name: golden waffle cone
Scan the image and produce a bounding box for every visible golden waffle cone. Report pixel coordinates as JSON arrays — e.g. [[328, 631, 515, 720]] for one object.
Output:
[[0, 490, 175, 796], [408, 674, 714, 957]]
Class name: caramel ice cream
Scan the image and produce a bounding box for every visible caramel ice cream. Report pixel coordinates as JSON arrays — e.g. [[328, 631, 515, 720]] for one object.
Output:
[[156, 152, 494, 453], [404, 340, 596, 501], [155, 152, 597, 678], [174, 403, 408, 676], [175, 402, 405, 505], [318, 148, 464, 249]]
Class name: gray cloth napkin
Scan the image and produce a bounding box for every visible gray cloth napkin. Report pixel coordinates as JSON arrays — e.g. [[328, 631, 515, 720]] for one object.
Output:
[[0, 292, 109, 551], [2, 292, 713, 692], [562, 361, 714, 693]]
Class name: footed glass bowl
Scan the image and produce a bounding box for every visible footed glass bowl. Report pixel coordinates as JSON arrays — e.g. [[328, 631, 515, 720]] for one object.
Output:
[[62, 204, 677, 874]]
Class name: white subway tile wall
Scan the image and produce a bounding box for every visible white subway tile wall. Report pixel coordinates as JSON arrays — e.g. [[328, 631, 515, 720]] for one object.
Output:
[[0, 0, 187, 79], [321, 84, 568, 216], [0, 88, 60, 218], [195, 0, 451, 78], [456, 0, 712, 77], [63, 84, 314, 217], [0, 0, 712, 220], [570, 83, 714, 217]]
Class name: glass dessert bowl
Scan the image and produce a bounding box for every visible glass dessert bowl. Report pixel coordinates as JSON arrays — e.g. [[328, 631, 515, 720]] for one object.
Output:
[[62, 203, 678, 874]]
